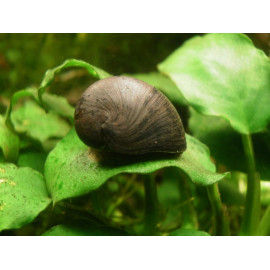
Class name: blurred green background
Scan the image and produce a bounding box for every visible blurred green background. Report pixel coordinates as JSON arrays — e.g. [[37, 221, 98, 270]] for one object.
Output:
[[0, 33, 268, 109], [0, 34, 195, 96]]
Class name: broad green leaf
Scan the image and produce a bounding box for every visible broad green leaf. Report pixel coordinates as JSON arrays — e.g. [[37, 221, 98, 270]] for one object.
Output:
[[43, 223, 127, 236], [11, 100, 71, 151], [45, 128, 229, 203], [159, 33, 270, 134], [0, 163, 51, 232], [0, 115, 19, 162], [17, 150, 47, 174], [38, 59, 111, 104], [169, 228, 210, 236], [126, 72, 187, 106], [189, 108, 270, 179]]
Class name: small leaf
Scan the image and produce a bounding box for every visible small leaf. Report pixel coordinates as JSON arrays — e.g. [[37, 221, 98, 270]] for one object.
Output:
[[169, 228, 210, 236], [45, 128, 229, 203], [11, 100, 71, 151], [0, 115, 19, 162], [0, 163, 51, 232], [126, 72, 187, 106], [43, 223, 127, 236], [38, 59, 111, 104], [159, 33, 270, 134]]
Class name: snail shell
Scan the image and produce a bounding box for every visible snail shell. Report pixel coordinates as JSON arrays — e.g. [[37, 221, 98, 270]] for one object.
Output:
[[74, 76, 186, 155]]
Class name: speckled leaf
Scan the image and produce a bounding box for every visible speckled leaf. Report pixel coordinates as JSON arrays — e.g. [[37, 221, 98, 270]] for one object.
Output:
[[127, 72, 187, 106], [159, 33, 270, 134], [11, 100, 71, 151], [0, 163, 51, 232], [38, 59, 111, 104], [43, 224, 127, 236], [45, 128, 229, 203], [0, 115, 19, 162], [169, 228, 210, 236]]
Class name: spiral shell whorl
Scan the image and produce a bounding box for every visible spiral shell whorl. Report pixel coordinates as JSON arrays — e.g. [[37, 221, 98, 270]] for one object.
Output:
[[75, 76, 186, 155]]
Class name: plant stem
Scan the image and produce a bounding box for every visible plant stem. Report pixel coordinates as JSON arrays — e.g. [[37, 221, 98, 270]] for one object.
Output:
[[206, 183, 230, 236], [256, 204, 270, 236], [240, 134, 261, 236], [143, 174, 160, 235]]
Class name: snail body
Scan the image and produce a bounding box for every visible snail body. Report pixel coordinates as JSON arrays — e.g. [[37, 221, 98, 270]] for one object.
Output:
[[74, 76, 186, 155]]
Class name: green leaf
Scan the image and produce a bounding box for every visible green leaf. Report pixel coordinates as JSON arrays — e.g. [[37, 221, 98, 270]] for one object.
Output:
[[45, 128, 229, 203], [0, 163, 51, 232], [43, 223, 127, 236], [159, 33, 270, 134], [169, 228, 210, 236], [17, 150, 47, 174], [38, 59, 111, 104], [0, 115, 19, 162], [11, 100, 71, 151], [126, 72, 187, 106]]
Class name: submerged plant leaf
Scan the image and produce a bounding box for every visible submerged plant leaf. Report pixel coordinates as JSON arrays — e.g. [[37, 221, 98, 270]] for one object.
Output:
[[11, 100, 71, 151], [38, 58, 111, 104], [159, 33, 270, 134], [0, 115, 19, 162], [45, 128, 229, 203], [0, 163, 51, 232]]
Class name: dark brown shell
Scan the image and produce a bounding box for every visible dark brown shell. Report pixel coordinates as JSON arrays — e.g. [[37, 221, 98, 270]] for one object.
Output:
[[74, 76, 186, 155]]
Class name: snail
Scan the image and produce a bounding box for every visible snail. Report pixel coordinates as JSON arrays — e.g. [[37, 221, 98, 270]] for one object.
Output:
[[74, 76, 186, 155]]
